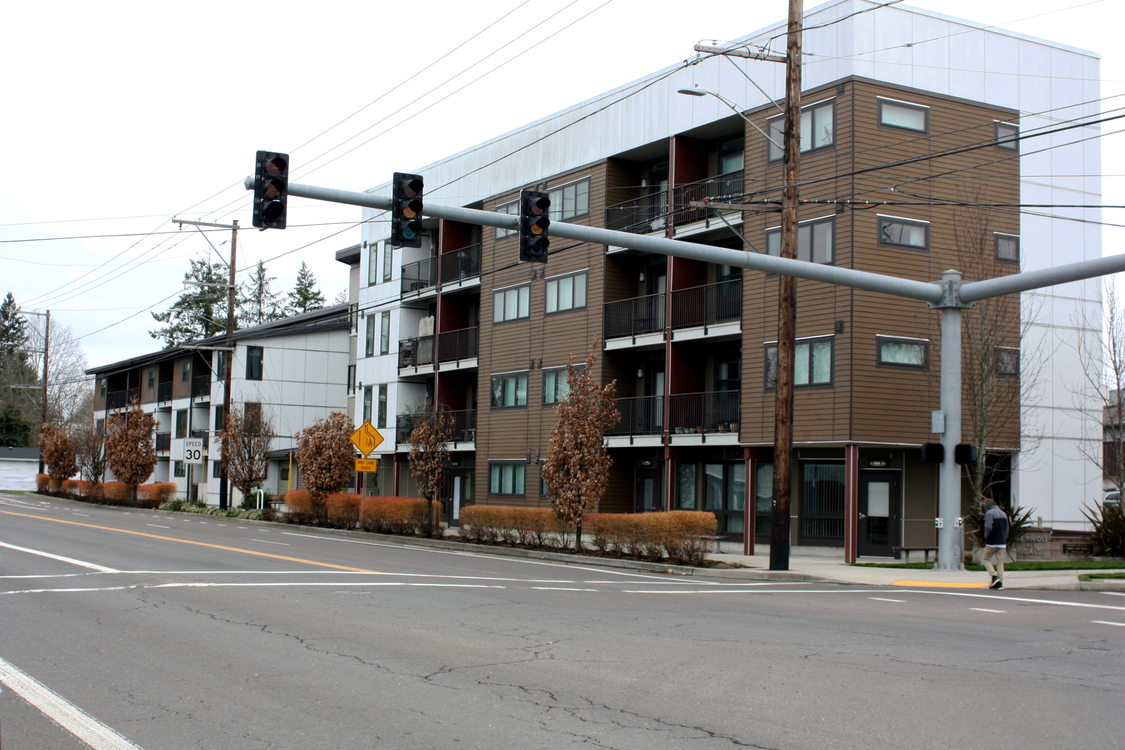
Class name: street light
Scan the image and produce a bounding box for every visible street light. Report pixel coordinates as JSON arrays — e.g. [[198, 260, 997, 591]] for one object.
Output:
[[676, 87, 782, 153]]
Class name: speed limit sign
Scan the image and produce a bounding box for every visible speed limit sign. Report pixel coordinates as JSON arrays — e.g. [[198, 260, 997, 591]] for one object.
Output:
[[184, 437, 204, 464]]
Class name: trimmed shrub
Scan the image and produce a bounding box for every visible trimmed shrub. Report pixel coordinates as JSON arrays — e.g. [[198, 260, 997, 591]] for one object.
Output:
[[325, 492, 362, 528], [36, 474, 49, 493], [137, 483, 177, 508], [100, 481, 130, 504], [283, 489, 313, 516], [61, 479, 81, 496], [358, 496, 434, 535]]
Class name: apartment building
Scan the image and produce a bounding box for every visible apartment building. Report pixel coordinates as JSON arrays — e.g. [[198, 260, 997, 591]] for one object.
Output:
[[343, 0, 1102, 555], [89, 304, 351, 504]]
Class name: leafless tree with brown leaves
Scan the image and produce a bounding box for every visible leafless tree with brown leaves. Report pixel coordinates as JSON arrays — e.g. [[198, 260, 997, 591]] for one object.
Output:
[[294, 411, 354, 514], [71, 421, 107, 484], [39, 423, 77, 485], [220, 406, 276, 503], [542, 340, 620, 550], [408, 405, 454, 534], [104, 401, 157, 502], [1074, 280, 1125, 497]]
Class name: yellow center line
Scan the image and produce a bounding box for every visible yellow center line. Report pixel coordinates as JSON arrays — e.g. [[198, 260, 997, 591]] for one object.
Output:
[[0, 509, 378, 573]]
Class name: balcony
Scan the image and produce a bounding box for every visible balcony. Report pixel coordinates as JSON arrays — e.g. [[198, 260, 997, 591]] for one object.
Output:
[[396, 409, 476, 445], [106, 388, 139, 410], [398, 335, 435, 369], [670, 279, 741, 332], [668, 390, 740, 436], [604, 293, 664, 342], [155, 432, 171, 452], [190, 429, 210, 450], [191, 375, 211, 400], [437, 326, 478, 365], [439, 244, 481, 285], [606, 396, 663, 437], [401, 257, 437, 295], [604, 190, 668, 234], [157, 382, 173, 403], [670, 171, 744, 227]]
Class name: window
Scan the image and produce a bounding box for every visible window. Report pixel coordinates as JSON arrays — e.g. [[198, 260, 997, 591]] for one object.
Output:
[[878, 215, 929, 250], [347, 364, 356, 395], [768, 99, 834, 160], [215, 350, 228, 379], [765, 336, 833, 388], [547, 179, 590, 221], [382, 241, 393, 282], [181, 360, 191, 382], [719, 137, 744, 175], [379, 311, 391, 355], [493, 284, 530, 323], [213, 460, 224, 478], [877, 336, 928, 369], [367, 243, 378, 285], [246, 346, 264, 380], [878, 98, 929, 133], [495, 201, 520, 239], [214, 405, 225, 432], [365, 315, 376, 357], [362, 386, 373, 423], [245, 402, 262, 428], [377, 384, 388, 429], [174, 461, 186, 478], [995, 347, 1020, 377], [543, 365, 584, 405], [545, 272, 587, 314], [995, 233, 1019, 263], [147, 366, 156, 388], [175, 409, 188, 439], [766, 216, 834, 264], [491, 372, 528, 408], [489, 462, 526, 495], [995, 121, 1019, 151]]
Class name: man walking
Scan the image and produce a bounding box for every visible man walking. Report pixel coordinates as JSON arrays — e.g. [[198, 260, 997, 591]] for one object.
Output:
[[982, 502, 1010, 590]]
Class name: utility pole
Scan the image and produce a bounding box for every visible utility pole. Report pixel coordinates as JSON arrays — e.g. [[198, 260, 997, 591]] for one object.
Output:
[[172, 218, 238, 508], [770, 0, 803, 571]]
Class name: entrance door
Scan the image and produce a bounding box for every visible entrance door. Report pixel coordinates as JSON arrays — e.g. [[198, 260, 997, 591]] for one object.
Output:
[[858, 470, 901, 557], [636, 468, 661, 513]]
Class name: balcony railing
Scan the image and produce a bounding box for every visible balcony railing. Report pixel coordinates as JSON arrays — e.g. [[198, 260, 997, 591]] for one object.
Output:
[[668, 390, 740, 434], [191, 375, 211, 399], [606, 396, 663, 437], [670, 171, 744, 226], [190, 429, 210, 449], [398, 335, 435, 368], [670, 279, 741, 329], [157, 382, 172, 402], [155, 432, 171, 452], [439, 244, 482, 284], [604, 293, 664, 340], [401, 257, 438, 294], [106, 388, 139, 410], [437, 326, 478, 363], [396, 409, 477, 444], [604, 190, 668, 234]]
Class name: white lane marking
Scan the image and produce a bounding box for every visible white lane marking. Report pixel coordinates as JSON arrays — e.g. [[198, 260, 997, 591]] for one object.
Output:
[[0, 655, 143, 750], [531, 587, 599, 592], [869, 597, 906, 603], [197, 521, 209, 524], [145, 524, 170, 529], [2, 586, 136, 596], [1103, 592, 1125, 597], [280, 530, 705, 581], [149, 582, 504, 590], [246, 538, 289, 546], [0, 541, 119, 573], [72, 512, 90, 517], [1092, 620, 1125, 627], [970, 607, 1007, 614]]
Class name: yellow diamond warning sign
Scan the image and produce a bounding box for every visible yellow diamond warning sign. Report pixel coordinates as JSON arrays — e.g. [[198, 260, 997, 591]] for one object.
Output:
[[349, 421, 384, 456]]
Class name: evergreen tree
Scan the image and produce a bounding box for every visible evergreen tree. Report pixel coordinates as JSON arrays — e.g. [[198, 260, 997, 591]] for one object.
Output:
[[149, 258, 231, 347], [286, 261, 327, 316], [0, 292, 29, 356], [0, 292, 40, 445], [0, 403, 31, 447], [238, 261, 285, 327]]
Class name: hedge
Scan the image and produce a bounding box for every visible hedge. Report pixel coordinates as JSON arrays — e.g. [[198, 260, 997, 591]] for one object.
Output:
[[358, 496, 438, 536], [460, 506, 717, 564]]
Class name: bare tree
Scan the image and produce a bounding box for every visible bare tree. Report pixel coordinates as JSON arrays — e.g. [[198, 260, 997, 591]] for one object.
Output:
[[408, 405, 454, 534], [38, 423, 77, 487], [542, 340, 621, 551], [104, 401, 157, 502], [220, 406, 275, 503], [71, 421, 107, 484], [294, 411, 354, 514], [1074, 280, 1125, 495]]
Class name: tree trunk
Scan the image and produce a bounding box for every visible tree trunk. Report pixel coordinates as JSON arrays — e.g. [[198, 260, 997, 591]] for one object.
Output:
[[575, 521, 583, 552]]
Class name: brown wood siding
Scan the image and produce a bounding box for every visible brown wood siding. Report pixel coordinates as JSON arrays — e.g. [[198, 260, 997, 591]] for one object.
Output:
[[172, 357, 192, 400]]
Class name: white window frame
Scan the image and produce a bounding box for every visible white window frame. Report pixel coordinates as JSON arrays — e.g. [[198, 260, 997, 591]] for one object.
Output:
[[876, 335, 929, 369], [545, 271, 587, 314], [995, 233, 1020, 263], [489, 462, 526, 496], [877, 97, 929, 133], [543, 364, 585, 405], [490, 371, 529, 408], [765, 215, 835, 264], [877, 214, 930, 250], [493, 283, 531, 323]]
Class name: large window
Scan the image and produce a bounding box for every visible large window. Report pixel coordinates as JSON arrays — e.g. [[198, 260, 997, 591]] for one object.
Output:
[[878, 98, 929, 133], [995, 346, 1020, 377], [489, 462, 525, 496], [495, 201, 520, 239], [877, 215, 929, 250], [494, 178, 591, 239], [543, 365, 584, 405], [768, 99, 834, 160], [545, 271, 587, 314], [246, 346, 264, 380], [766, 216, 834, 264], [995, 233, 1019, 263], [181, 360, 191, 382], [175, 409, 188, 439], [377, 384, 388, 429], [877, 335, 928, 369], [362, 386, 373, 423], [491, 372, 528, 408], [765, 336, 833, 388], [365, 315, 375, 357], [494, 284, 530, 323], [676, 461, 746, 534], [367, 243, 379, 285], [995, 121, 1019, 151], [382, 241, 393, 282], [379, 311, 391, 355], [799, 461, 845, 543]]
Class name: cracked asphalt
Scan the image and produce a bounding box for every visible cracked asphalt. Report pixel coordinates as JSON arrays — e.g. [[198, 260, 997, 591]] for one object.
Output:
[[2, 493, 1124, 749]]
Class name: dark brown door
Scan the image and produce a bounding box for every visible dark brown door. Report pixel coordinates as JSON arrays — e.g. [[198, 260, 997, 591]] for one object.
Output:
[[858, 470, 901, 557]]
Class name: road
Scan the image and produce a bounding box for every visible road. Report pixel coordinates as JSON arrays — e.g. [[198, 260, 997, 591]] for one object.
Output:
[[2, 492, 1123, 749]]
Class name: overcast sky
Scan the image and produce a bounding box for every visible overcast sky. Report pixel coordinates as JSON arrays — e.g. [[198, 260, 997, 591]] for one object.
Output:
[[1, 0, 1120, 373]]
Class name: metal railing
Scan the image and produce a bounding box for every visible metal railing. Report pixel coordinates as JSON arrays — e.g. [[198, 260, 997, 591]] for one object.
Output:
[[439, 244, 481, 284], [396, 409, 476, 444], [606, 395, 663, 436], [398, 335, 435, 368], [191, 375, 211, 399], [670, 278, 741, 329], [604, 293, 664, 339], [670, 171, 744, 226], [668, 390, 740, 434], [155, 432, 171, 452], [106, 388, 139, 410], [604, 190, 668, 233], [437, 326, 478, 363], [190, 429, 210, 448], [401, 256, 437, 294], [157, 382, 172, 402]]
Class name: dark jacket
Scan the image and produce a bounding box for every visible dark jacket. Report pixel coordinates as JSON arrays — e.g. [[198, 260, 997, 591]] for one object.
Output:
[[983, 505, 1010, 546]]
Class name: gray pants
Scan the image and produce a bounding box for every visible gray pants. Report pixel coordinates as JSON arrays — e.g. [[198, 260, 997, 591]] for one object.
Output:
[[982, 545, 1006, 581]]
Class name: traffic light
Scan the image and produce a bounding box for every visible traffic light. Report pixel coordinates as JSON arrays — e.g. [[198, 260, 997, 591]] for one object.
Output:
[[391, 172, 424, 247], [518, 190, 550, 263], [252, 151, 288, 229]]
